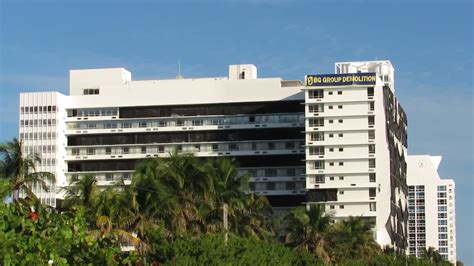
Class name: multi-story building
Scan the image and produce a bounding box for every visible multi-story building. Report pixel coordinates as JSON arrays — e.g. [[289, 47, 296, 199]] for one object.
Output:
[[19, 64, 306, 210], [406, 155, 456, 263], [304, 61, 409, 250], [18, 60, 457, 255]]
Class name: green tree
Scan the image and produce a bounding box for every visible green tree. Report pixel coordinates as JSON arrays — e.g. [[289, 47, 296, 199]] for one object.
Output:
[[145, 230, 323, 265], [0, 201, 138, 265], [0, 138, 55, 202], [284, 204, 332, 263], [423, 246, 443, 264], [326, 216, 381, 263]]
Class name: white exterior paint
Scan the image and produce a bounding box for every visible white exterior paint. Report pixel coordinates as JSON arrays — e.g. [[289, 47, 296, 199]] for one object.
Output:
[[407, 155, 456, 263], [19, 64, 306, 207], [305, 60, 408, 250]]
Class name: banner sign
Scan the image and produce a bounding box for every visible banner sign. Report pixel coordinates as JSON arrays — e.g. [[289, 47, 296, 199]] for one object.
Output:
[[305, 73, 377, 87]]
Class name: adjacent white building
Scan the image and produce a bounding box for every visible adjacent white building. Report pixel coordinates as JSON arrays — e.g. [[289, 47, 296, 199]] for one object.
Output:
[[407, 155, 456, 263], [304, 60, 408, 250], [19, 64, 306, 210]]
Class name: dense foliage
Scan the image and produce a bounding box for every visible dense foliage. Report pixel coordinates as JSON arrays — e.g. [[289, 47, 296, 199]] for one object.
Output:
[[0, 197, 137, 265], [1, 138, 456, 265]]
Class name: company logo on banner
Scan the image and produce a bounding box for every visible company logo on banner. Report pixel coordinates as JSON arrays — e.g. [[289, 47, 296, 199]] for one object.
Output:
[[305, 73, 377, 87]]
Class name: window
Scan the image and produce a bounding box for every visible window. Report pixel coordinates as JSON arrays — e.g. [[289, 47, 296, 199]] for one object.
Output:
[[369, 173, 376, 182], [71, 148, 79, 156], [83, 88, 99, 95], [438, 199, 447, 205], [265, 169, 277, 177], [329, 176, 334, 181], [287, 168, 296, 176], [328, 91, 333, 95], [369, 159, 376, 168], [339, 205, 344, 209], [141, 146, 147, 154], [338, 119, 343, 123], [368, 116, 375, 126], [139, 121, 147, 128], [328, 105, 333, 110], [249, 116, 255, 123], [309, 118, 324, 127], [438, 227, 448, 233], [438, 206, 447, 212], [315, 175, 325, 184], [268, 142, 275, 150], [192, 120, 203, 126], [158, 146, 165, 153], [105, 147, 111, 155], [369, 188, 376, 197], [338, 162, 344, 166], [87, 148, 94, 155], [105, 173, 113, 181], [338, 133, 343, 137], [309, 104, 324, 113], [176, 145, 182, 152], [338, 105, 343, 109], [176, 120, 184, 127], [123, 147, 129, 154], [330, 205, 335, 209], [286, 182, 296, 190], [314, 161, 324, 169], [229, 143, 238, 151], [337, 91, 342, 95], [329, 148, 334, 152], [438, 220, 447, 225], [329, 162, 334, 166], [310, 133, 324, 141], [437, 185, 447, 192], [339, 148, 344, 152], [369, 144, 376, 154], [339, 176, 344, 180], [329, 134, 334, 138], [285, 142, 295, 149], [329, 120, 333, 124], [369, 102, 375, 111], [309, 89, 324, 99], [367, 87, 374, 97], [339, 190, 344, 195], [309, 146, 324, 155], [212, 144, 218, 151], [438, 213, 447, 219], [370, 202, 377, 211]]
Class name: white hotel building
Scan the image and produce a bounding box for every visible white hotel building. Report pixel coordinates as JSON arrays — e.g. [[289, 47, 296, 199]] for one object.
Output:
[[17, 60, 455, 256], [407, 155, 456, 263], [20, 64, 307, 210], [304, 61, 408, 250]]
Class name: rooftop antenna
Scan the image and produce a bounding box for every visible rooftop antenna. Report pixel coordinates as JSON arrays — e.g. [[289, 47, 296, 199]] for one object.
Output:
[[176, 59, 184, 79]]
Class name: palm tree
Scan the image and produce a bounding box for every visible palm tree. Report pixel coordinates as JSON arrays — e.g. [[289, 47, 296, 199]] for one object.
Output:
[[232, 193, 274, 240], [62, 174, 99, 210], [201, 157, 248, 233], [132, 155, 206, 234], [284, 204, 332, 263], [326, 216, 381, 263], [424, 246, 443, 263], [0, 138, 55, 202]]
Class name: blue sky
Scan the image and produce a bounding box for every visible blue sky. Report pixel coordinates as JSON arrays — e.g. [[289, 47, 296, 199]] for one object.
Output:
[[1, 0, 472, 263]]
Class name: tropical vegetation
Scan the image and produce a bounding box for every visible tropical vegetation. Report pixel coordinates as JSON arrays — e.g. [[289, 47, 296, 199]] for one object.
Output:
[[0, 138, 456, 265]]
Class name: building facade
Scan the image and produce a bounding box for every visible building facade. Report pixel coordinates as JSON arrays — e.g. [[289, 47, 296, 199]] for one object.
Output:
[[407, 155, 456, 263], [19, 64, 306, 210], [18, 60, 456, 256], [304, 61, 408, 250]]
